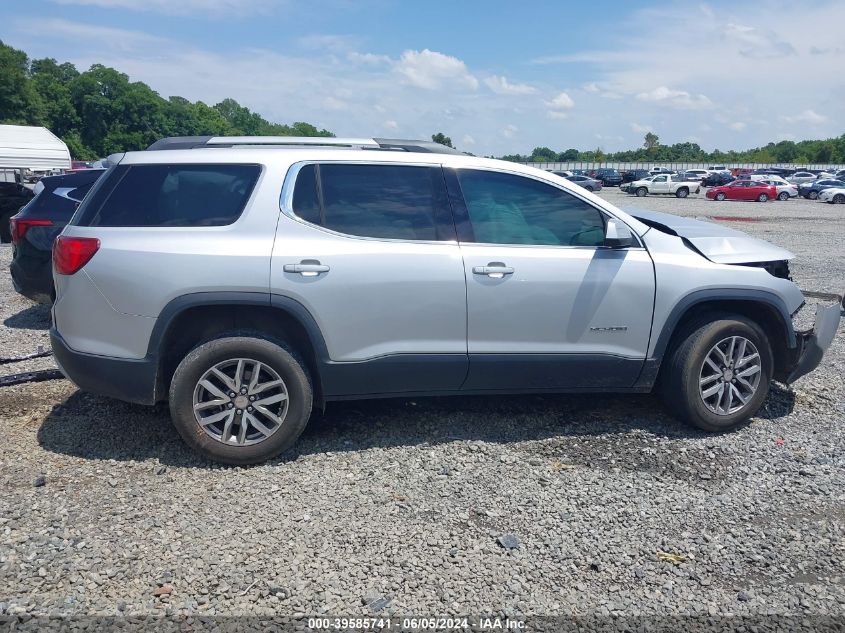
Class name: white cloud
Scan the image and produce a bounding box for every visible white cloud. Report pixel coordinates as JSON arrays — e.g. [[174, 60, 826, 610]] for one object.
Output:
[[394, 49, 478, 91], [583, 82, 600, 93], [347, 51, 391, 66], [629, 122, 651, 133], [502, 124, 518, 139], [51, 0, 276, 15], [545, 92, 574, 109], [722, 22, 796, 59], [298, 35, 360, 53], [484, 75, 536, 95], [780, 109, 828, 124], [383, 120, 399, 130], [17, 17, 165, 50], [547, 111, 568, 120], [461, 134, 475, 146], [322, 96, 348, 111], [635, 86, 713, 110], [729, 121, 747, 131]]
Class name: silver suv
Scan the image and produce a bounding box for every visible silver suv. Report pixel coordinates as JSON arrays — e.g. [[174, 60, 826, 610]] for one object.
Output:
[[50, 136, 841, 464]]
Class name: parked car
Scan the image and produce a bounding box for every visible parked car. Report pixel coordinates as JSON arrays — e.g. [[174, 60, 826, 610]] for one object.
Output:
[[622, 174, 700, 198], [684, 169, 710, 181], [705, 180, 777, 202], [754, 178, 798, 201], [648, 167, 675, 175], [9, 169, 105, 302], [0, 178, 35, 243], [565, 174, 603, 192], [818, 187, 845, 204], [708, 165, 727, 172], [798, 179, 845, 200], [49, 135, 840, 464], [788, 171, 819, 185], [702, 172, 735, 187], [594, 168, 623, 187], [550, 170, 573, 177], [621, 169, 650, 184], [834, 169, 845, 180]]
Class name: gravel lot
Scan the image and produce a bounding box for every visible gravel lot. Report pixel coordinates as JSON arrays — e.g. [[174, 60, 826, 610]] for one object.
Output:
[[1, 191, 843, 627]]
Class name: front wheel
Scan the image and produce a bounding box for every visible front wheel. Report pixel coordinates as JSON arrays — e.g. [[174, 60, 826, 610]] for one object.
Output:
[[757, 193, 769, 202], [676, 187, 689, 198], [660, 316, 772, 432], [808, 191, 819, 200], [778, 191, 789, 201], [169, 335, 313, 465], [635, 187, 647, 197], [833, 193, 845, 204], [715, 192, 726, 201]]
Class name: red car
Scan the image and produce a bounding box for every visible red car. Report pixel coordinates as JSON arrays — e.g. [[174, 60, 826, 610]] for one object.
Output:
[[705, 180, 777, 202]]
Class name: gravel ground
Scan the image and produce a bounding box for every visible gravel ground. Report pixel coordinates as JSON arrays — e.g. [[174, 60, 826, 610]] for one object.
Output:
[[0, 192, 843, 629]]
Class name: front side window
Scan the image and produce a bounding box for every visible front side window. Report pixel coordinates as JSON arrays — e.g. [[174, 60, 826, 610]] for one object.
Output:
[[291, 163, 450, 241], [457, 169, 606, 247], [78, 164, 260, 227]]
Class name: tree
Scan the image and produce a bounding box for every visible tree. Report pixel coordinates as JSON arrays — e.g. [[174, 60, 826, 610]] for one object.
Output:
[[431, 132, 453, 148], [0, 40, 43, 124], [643, 132, 660, 151]]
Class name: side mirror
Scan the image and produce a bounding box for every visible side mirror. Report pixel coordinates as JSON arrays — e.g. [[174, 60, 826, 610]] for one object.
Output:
[[605, 218, 635, 248]]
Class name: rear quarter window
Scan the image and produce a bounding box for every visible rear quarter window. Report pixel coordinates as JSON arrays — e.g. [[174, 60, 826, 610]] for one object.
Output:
[[75, 164, 261, 227]]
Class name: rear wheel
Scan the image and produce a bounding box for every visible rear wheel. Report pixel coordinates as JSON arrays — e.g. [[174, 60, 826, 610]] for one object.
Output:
[[778, 191, 789, 201], [676, 187, 689, 198], [635, 187, 647, 197], [833, 193, 845, 204], [808, 190, 819, 200], [757, 193, 769, 202], [585, 186, 594, 192], [715, 192, 726, 201], [169, 335, 313, 465], [660, 316, 772, 432]]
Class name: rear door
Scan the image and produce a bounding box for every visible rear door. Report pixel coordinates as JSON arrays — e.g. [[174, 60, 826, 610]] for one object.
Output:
[[271, 162, 468, 397], [445, 167, 655, 391]]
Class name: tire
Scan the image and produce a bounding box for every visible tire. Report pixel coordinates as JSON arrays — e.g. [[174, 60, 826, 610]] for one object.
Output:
[[169, 335, 313, 465], [808, 191, 819, 200], [585, 186, 594, 192], [635, 187, 647, 197], [715, 192, 726, 201], [777, 192, 789, 201], [834, 194, 845, 204], [675, 187, 689, 198], [660, 315, 772, 432], [757, 193, 768, 202]]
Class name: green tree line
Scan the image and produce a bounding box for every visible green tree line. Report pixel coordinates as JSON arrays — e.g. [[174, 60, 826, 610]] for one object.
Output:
[[502, 131, 845, 165], [0, 40, 333, 160]]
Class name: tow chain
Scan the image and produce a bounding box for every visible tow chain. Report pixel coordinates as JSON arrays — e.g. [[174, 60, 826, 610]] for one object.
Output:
[[0, 346, 64, 387]]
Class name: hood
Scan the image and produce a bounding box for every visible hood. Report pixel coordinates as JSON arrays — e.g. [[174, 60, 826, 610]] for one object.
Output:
[[626, 208, 794, 265]]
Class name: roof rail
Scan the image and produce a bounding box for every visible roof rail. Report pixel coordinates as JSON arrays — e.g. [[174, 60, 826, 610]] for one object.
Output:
[[146, 136, 464, 155]]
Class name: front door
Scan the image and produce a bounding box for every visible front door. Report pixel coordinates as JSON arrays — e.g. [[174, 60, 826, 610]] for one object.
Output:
[[445, 168, 656, 391]]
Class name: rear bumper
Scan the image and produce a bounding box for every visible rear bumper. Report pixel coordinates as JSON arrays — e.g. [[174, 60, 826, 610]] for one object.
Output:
[[10, 254, 53, 303], [784, 301, 842, 384], [50, 328, 158, 405]]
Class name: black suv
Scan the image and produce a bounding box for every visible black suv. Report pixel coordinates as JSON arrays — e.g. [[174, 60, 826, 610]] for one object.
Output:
[[1, 178, 36, 243], [594, 168, 623, 187], [702, 172, 735, 187], [621, 169, 650, 184], [10, 169, 105, 302]]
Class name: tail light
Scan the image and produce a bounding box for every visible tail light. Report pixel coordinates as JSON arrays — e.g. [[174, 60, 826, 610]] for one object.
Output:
[[10, 217, 52, 245], [53, 236, 100, 275]]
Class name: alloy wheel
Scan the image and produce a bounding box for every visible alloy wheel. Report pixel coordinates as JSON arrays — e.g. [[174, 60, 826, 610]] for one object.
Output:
[[192, 358, 289, 446], [698, 336, 762, 416]]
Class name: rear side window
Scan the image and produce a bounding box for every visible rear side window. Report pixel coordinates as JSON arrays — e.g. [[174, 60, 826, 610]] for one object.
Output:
[[290, 163, 452, 241], [76, 164, 260, 227]]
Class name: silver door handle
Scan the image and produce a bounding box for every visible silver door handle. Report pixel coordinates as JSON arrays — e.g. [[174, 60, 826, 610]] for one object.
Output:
[[472, 264, 514, 278], [283, 262, 330, 276]]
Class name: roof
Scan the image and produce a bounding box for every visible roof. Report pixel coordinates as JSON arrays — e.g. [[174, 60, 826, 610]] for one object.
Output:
[[0, 125, 72, 171], [146, 136, 465, 155]]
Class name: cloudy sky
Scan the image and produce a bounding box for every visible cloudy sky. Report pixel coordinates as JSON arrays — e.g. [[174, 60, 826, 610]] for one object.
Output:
[[4, 0, 844, 156]]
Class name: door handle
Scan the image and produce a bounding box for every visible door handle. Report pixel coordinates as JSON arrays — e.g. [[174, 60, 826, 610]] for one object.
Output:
[[283, 260, 330, 276], [472, 262, 514, 279]]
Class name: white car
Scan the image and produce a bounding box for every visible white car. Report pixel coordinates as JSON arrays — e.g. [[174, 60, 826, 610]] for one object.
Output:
[[788, 171, 818, 185], [818, 187, 845, 204], [623, 174, 700, 198], [649, 167, 675, 175], [685, 169, 710, 180], [754, 177, 798, 201]]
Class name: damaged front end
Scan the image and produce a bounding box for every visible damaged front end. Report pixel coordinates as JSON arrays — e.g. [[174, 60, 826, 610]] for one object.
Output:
[[780, 300, 842, 384]]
